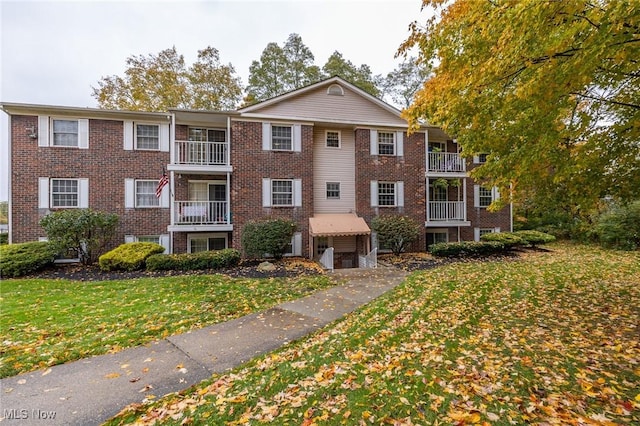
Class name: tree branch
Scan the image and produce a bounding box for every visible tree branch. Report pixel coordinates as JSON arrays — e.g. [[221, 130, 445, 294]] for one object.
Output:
[[570, 91, 640, 110]]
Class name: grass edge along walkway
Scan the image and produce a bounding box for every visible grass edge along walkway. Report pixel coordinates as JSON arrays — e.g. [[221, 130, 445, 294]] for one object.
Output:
[[109, 243, 640, 425]]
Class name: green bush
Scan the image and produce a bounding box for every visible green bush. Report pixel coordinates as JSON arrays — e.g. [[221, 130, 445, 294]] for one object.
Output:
[[513, 230, 556, 247], [429, 241, 506, 257], [480, 232, 526, 248], [371, 215, 421, 255], [98, 242, 166, 271], [241, 218, 296, 260], [593, 200, 640, 250], [39, 209, 119, 265], [146, 248, 241, 271], [0, 233, 7, 245], [0, 241, 58, 278]]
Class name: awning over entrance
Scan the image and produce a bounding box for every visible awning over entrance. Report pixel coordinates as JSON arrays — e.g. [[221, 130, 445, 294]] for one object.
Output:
[[309, 213, 371, 237]]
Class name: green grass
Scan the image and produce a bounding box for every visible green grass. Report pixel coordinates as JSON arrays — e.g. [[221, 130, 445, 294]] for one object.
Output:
[[107, 243, 640, 425], [0, 273, 335, 378]]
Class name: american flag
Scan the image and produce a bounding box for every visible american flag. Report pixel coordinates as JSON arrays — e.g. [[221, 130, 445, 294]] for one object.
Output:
[[155, 170, 169, 198]]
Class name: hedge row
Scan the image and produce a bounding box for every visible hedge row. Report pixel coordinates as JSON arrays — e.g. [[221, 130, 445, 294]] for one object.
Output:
[[481, 230, 556, 248], [146, 248, 241, 271], [0, 241, 58, 278], [98, 242, 166, 271], [430, 230, 555, 257]]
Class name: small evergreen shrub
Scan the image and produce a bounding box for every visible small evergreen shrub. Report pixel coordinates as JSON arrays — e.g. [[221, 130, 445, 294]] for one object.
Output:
[[98, 242, 166, 271], [593, 201, 640, 250], [241, 218, 296, 260], [0, 241, 58, 278], [429, 241, 505, 257], [0, 233, 7, 245], [146, 248, 241, 271], [371, 215, 421, 255], [480, 232, 526, 248], [513, 230, 556, 247]]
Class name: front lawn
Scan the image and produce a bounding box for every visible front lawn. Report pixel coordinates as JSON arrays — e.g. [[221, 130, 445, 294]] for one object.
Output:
[[110, 243, 640, 425], [0, 272, 334, 379]]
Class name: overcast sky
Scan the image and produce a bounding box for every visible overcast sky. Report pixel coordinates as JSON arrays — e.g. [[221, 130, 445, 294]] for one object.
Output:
[[0, 0, 430, 202]]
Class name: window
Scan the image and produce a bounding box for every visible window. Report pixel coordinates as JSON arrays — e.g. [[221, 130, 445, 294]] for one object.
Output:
[[479, 228, 495, 237], [188, 233, 228, 253], [426, 231, 448, 249], [326, 130, 340, 148], [272, 180, 293, 206], [316, 237, 329, 256], [378, 182, 396, 206], [326, 182, 340, 199], [51, 179, 78, 207], [135, 124, 159, 150], [137, 236, 160, 244], [52, 120, 79, 147], [271, 125, 292, 150], [430, 184, 448, 202], [135, 180, 160, 207], [478, 186, 493, 208], [327, 84, 344, 96], [377, 131, 395, 155]]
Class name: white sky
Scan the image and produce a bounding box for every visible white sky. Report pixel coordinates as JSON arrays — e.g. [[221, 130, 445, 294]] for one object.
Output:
[[0, 0, 430, 201]]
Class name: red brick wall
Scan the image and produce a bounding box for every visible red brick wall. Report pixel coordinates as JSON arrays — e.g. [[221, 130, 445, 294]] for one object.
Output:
[[10, 115, 170, 247], [230, 120, 314, 257], [355, 129, 427, 252]]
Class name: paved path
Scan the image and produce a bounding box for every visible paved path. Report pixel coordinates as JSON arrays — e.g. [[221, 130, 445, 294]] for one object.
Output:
[[0, 267, 408, 425]]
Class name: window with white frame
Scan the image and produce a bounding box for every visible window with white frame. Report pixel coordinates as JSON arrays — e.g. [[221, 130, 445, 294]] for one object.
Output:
[[479, 228, 495, 237], [135, 124, 160, 150], [377, 131, 395, 155], [326, 182, 340, 199], [51, 179, 79, 207], [271, 125, 292, 150], [137, 235, 160, 244], [378, 182, 396, 206], [135, 180, 160, 207], [188, 233, 227, 253], [477, 186, 494, 208], [326, 130, 340, 148], [272, 180, 293, 206], [52, 119, 79, 147]]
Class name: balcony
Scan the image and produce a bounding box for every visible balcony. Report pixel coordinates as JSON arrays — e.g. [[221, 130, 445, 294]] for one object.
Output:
[[427, 152, 465, 174], [427, 201, 470, 226], [169, 200, 233, 232], [168, 140, 232, 174]]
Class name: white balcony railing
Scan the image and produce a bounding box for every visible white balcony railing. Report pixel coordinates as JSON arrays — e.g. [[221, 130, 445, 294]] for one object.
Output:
[[174, 201, 229, 225], [427, 152, 465, 173], [428, 201, 466, 221], [174, 141, 228, 165]]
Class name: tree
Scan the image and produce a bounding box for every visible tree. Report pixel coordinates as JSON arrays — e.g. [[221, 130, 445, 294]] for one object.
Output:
[[241, 218, 296, 260], [382, 56, 432, 109], [322, 51, 381, 97], [400, 1, 640, 217], [39, 209, 119, 265], [371, 215, 420, 256], [246, 34, 322, 102], [92, 46, 242, 111]]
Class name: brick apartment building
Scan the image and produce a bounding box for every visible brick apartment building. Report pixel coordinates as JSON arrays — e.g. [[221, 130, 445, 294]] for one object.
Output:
[[1, 76, 511, 268]]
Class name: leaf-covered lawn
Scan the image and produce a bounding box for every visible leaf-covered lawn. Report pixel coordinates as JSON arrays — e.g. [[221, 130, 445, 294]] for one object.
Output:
[[0, 273, 334, 379], [109, 244, 640, 425]]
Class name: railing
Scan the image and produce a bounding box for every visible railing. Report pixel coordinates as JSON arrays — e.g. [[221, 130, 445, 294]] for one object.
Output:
[[428, 201, 466, 221], [428, 152, 465, 173], [174, 140, 228, 165], [359, 248, 377, 269], [174, 201, 229, 225], [319, 247, 334, 271]]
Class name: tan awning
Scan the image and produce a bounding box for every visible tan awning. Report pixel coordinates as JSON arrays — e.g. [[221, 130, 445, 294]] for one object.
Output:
[[309, 213, 371, 237]]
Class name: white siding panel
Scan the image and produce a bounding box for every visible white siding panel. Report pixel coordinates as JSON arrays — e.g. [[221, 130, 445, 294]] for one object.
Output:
[[313, 127, 356, 214], [125, 179, 135, 208], [39, 177, 49, 208], [256, 85, 407, 126], [78, 178, 89, 208], [262, 178, 271, 207]]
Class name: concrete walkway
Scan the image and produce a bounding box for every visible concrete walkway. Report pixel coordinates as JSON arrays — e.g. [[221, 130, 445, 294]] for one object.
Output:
[[0, 267, 408, 425]]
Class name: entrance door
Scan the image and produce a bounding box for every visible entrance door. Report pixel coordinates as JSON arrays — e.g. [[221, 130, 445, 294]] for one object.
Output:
[[209, 183, 227, 223]]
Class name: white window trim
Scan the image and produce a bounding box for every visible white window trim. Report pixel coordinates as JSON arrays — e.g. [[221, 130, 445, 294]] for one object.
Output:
[[325, 130, 341, 148], [473, 153, 489, 164], [474, 227, 501, 241], [285, 232, 303, 257], [124, 121, 169, 151], [262, 178, 302, 207], [326, 181, 341, 200], [262, 122, 302, 152], [39, 177, 89, 209], [134, 180, 161, 208], [38, 116, 89, 149], [370, 129, 404, 156], [371, 180, 404, 207], [187, 232, 228, 253], [125, 178, 169, 208], [474, 185, 500, 208]]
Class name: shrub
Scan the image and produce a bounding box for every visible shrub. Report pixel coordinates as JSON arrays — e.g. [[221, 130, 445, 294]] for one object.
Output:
[[480, 232, 526, 248], [39, 209, 119, 265], [593, 200, 640, 250], [371, 215, 421, 255], [98, 242, 166, 271], [0, 241, 58, 278], [241, 218, 296, 260], [429, 241, 505, 257], [0, 233, 7, 245], [146, 248, 241, 271], [513, 230, 557, 247]]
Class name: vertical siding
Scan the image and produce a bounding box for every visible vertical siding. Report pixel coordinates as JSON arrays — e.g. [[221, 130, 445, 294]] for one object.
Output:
[[313, 127, 356, 214]]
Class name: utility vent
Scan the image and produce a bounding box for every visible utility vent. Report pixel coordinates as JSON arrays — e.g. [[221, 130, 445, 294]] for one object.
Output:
[[327, 84, 344, 96]]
